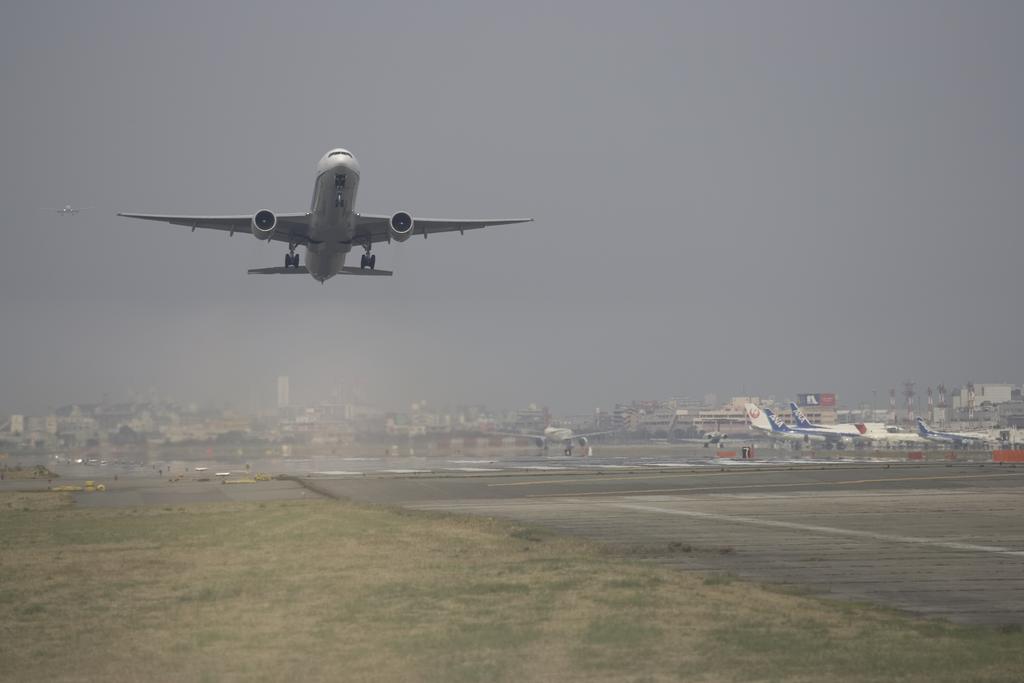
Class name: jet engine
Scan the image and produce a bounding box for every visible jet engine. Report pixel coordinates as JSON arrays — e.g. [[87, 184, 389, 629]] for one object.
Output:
[[389, 211, 414, 242], [251, 210, 277, 240], [577, 436, 589, 448]]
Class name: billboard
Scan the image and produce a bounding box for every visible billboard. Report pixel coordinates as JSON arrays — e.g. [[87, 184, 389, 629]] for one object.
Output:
[[797, 393, 836, 407]]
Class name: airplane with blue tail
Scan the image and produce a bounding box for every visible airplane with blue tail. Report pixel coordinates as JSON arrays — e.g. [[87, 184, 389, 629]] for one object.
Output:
[[789, 402, 868, 447], [746, 403, 824, 449], [916, 418, 992, 448]]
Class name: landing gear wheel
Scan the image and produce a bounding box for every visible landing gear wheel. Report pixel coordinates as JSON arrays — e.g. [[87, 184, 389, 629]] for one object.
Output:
[[360, 254, 368, 269], [368, 254, 376, 270], [285, 253, 291, 268]]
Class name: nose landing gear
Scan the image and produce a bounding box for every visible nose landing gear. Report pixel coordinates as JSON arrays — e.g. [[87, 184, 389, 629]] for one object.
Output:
[[360, 251, 376, 270], [284, 251, 300, 268]]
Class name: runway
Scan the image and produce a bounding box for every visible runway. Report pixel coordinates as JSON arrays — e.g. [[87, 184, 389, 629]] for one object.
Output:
[[308, 462, 1024, 625], [8, 453, 1022, 624]]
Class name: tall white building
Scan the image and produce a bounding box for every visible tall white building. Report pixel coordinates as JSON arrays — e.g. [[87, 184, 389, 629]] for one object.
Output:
[[277, 376, 290, 409]]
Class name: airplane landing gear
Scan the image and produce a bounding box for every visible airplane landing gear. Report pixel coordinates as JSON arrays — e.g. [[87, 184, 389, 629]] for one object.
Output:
[[284, 252, 299, 268], [360, 241, 376, 270]]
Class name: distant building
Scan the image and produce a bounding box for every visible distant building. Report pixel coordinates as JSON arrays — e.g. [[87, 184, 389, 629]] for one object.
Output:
[[612, 404, 639, 431], [9, 415, 23, 435], [998, 402, 1024, 428], [951, 384, 1014, 409], [277, 376, 290, 409]]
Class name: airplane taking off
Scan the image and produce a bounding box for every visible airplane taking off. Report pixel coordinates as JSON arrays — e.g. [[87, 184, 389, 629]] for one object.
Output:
[[118, 149, 533, 283], [498, 425, 617, 456], [916, 418, 992, 448], [44, 204, 90, 215]]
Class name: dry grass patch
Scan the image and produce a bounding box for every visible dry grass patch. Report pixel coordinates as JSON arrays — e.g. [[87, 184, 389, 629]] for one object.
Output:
[[0, 498, 1022, 682]]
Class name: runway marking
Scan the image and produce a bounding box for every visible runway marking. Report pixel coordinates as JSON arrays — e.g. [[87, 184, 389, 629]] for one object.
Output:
[[519, 471, 1024, 497], [611, 503, 1024, 558], [444, 467, 502, 472], [491, 470, 770, 487]]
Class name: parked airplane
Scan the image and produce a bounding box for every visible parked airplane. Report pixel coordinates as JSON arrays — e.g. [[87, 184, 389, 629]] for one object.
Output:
[[119, 149, 533, 282], [746, 404, 814, 448], [916, 418, 992, 448], [44, 204, 90, 215], [748, 403, 863, 449], [498, 425, 617, 456], [789, 402, 867, 446], [859, 423, 928, 448]]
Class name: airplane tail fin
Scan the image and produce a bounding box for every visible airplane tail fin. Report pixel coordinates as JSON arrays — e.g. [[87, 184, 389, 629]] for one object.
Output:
[[745, 403, 771, 431], [916, 417, 932, 437], [789, 402, 813, 428], [763, 408, 791, 433]]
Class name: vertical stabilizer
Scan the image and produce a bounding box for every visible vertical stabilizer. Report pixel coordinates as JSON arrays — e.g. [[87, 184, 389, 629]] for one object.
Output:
[[790, 402, 814, 428], [745, 403, 771, 431], [763, 408, 792, 433]]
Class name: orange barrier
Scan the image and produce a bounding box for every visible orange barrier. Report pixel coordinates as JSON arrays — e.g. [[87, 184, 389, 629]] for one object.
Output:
[[993, 450, 1024, 463], [716, 450, 737, 459], [907, 451, 925, 461]]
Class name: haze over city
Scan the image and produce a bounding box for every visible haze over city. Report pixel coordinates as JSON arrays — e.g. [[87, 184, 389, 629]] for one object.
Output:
[[2, 1, 1022, 416]]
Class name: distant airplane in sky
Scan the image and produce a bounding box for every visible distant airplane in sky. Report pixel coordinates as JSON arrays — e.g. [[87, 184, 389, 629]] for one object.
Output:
[[118, 149, 533, 283], [43, 204, 90, 215]]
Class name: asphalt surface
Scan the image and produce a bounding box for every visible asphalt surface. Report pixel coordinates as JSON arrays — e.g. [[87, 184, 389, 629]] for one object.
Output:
[[308, 462, 1024, 625]]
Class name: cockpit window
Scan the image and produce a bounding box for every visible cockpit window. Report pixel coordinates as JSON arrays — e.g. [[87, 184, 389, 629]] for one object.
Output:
[[328, 150, 352, 158]]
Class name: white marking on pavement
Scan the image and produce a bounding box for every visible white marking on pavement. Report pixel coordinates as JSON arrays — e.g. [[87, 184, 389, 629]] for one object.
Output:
[[444, 467, 502, 472], [612, 502, 1024, 558]]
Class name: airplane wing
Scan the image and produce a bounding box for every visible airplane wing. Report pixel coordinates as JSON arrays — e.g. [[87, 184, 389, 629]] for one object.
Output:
[[489, 432, 545, 440], [117, 212, 314, 245], [353, 214, 533, 245], [572, 430, 619, 439]]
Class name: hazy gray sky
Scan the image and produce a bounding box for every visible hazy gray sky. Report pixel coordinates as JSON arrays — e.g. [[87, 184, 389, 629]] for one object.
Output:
[[1, 1, 1022, 415]]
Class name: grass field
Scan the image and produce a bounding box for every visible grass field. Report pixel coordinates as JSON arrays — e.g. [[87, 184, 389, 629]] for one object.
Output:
[[1, 492, 1022, 682]]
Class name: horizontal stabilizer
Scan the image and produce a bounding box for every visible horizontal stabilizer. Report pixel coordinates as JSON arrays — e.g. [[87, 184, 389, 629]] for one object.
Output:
[[248, 266, 310, 275], [338, 266, 393, 276], [246, 266, 394, 276]]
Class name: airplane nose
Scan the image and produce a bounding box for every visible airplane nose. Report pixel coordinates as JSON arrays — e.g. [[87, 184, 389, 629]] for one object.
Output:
[[318, 152, 359, 175]]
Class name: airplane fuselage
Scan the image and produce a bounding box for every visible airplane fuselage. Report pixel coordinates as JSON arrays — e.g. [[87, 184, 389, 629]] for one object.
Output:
[[304, 149, 362, 282]]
